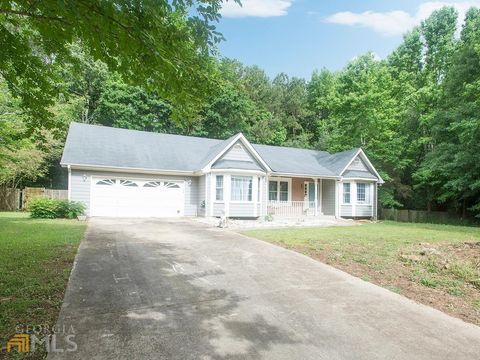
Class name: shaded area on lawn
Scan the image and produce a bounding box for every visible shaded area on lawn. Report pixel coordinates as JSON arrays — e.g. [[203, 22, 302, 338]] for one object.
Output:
[[243, 221, 480, 325], [0, 212, 86, 358]]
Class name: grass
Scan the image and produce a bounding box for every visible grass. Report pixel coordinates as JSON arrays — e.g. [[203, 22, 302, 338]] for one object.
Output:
[[243, 221, 480, 325], [0, 212, 86, 358]]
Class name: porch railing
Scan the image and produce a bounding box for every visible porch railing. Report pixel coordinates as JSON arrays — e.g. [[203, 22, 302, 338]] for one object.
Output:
[[267, 200, 317, 217]]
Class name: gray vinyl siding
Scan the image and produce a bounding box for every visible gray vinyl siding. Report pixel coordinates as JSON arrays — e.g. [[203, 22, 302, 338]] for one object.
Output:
[[347, 156, 368, 171], [185, 177, 199, 216], [356, 205, 373, 217], [70, 170, 91, 213], [213, 202, 225, 217], [321, 179, 335, 216], [229, 203, 257, 218], [341, 204, 353, 217], [70, 169, 199, 216], [346, 156, 377, 178], [221, 141, 254, 162]]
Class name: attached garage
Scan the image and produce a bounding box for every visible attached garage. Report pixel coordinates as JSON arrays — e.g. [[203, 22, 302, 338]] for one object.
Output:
[[90, 177, 185, 217]]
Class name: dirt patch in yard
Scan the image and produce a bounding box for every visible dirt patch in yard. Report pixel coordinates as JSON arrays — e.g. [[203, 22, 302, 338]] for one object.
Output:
[[297, 241, 480, 325]]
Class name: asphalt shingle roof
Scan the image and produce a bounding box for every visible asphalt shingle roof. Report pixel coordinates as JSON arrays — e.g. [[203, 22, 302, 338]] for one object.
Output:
[[61, 122, 373, 178], [61, 123, 224, 172]]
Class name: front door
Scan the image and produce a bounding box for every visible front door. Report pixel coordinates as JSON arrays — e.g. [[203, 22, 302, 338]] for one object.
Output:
[[304, 182, 316, 209]]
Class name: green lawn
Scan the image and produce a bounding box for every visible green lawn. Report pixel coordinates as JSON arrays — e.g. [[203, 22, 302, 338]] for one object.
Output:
[[243, 221, 480, 325], [0, 212, 86, 358]]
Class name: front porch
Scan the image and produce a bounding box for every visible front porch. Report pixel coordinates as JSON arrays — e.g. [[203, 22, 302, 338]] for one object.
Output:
[[266, 176, 376, 219], [266, 177, 336, 217]]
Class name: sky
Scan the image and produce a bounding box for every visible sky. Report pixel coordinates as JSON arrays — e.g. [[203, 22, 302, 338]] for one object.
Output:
[[216, 0, 480, 79]]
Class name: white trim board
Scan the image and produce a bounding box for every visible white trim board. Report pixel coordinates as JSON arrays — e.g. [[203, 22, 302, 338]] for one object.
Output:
[[202, 133, 272, 173], [339, 149, 384, 183]]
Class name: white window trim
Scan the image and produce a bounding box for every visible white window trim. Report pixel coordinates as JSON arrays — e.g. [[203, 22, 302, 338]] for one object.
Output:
[[342, 182, 352, 205], [355, 182, 373, 206], [230, 175, 254, 203], [215, 175, 224, 202], [268, 177, 292, 202]]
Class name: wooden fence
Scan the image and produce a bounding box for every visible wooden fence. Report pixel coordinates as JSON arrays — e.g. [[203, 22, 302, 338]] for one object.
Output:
[[0, 188, 22, 211], [0, 187, 68, 211], [380, 208, 463, 224]]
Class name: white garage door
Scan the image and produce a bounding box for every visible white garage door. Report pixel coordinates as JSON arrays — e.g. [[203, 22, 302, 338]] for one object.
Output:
[[91, 178, 185, 217]]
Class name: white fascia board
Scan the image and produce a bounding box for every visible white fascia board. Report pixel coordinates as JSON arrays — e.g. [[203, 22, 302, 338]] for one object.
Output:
[[341, 177, 378, 182], [237, 134, 272, 172], [339, 149, 384, 184], [201, 133, 242, 172], [208, 168, 267, 176], [201, 133, 272, 173], [64, 163, 197, 176], [338, 149, 362, 177], [270, 172, 340, 179]]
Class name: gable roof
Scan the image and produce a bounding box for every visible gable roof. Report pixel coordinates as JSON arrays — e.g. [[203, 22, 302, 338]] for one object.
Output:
[[61, 122, 380, 180]]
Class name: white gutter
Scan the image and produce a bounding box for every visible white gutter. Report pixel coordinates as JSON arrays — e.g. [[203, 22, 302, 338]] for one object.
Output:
[[61, 163, 196, 176], [270, 172, 340, 179]]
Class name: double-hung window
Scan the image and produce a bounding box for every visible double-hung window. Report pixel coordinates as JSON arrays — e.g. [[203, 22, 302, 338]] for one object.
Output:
[[269, 181, 278, 201], [357, 183, 368, 203], [215, 175, 224, 201], [279, 181, 288, 201], [268, 180, 289, 201], [343, 183, 351, 204], [231, 176, 252, 201]]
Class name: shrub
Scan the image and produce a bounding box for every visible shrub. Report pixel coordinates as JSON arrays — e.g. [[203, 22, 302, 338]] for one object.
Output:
[[29, 198, 85, 219], [30, 198, 59, 219], [56, 200, 86, 219]]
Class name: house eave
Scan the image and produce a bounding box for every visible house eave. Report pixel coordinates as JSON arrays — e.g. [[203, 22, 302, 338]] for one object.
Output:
[[340, 177, 378, 182], [269, 172, 340, 179], [61, 163, 197, 176]]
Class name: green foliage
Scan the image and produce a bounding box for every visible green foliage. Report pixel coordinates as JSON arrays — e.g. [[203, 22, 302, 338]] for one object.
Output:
[[0, 82, 53, 188], [0, 0, 231, 125], [2, 4, 480, 219], [29, 198, 85, 219], [93, 76, 178, 133], [0, 212, 86, 352], [55, 200, 86, 219], [29, 198, 58, 219]]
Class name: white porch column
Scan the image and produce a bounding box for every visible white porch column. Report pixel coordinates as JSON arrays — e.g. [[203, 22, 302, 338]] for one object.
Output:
[[352, 181, 357, 218], [265, 175, 269, 217], [224, 174, 231, 217], [253, 175, 258, 217], [314, 178, 318, 216], [319, 179, 323, 215], [208, 173, 214, 216]]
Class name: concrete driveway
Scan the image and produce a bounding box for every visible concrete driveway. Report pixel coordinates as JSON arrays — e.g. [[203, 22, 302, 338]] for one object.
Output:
[[50, 218, 480, 360]]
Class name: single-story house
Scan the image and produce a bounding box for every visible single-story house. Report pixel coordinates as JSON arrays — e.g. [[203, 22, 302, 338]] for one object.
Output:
[[61, 122, 384, 219]]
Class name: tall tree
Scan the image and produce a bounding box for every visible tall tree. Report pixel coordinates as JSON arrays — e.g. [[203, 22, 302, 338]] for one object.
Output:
[[93, 76, 177, 134], [0, 0, 234, 126], [416, 7, 480, 217]]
